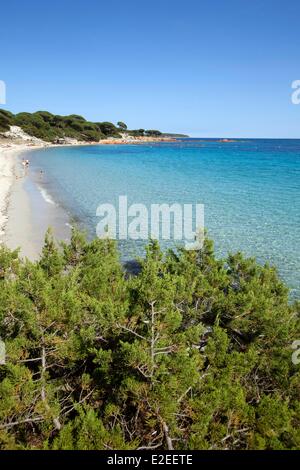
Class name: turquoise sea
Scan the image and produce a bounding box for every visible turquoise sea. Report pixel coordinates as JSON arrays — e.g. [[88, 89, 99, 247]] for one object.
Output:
[[28, 139, 300, 298]]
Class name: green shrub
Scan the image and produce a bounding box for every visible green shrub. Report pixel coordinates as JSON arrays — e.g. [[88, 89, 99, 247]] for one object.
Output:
[[96, 121, 119, 136], [0, 231, 299, 450], [34, 111, 54, 123]]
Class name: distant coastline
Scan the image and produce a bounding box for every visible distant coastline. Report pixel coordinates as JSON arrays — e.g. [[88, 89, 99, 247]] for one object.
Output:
[[0, 108, 190, 252], [0, 108, 187, 145]]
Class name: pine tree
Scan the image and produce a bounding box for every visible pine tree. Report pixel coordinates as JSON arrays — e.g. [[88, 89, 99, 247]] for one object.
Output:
[[0, 231, 299, 450]]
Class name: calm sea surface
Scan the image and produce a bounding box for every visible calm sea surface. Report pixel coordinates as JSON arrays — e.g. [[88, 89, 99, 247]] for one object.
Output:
[[28, 139, 300, 298]]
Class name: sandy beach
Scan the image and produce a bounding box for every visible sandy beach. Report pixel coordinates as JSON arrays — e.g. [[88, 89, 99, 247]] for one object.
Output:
[[0, 146, 16, 236], [0, 142, 39, 236], [0, 141, 71, 260]]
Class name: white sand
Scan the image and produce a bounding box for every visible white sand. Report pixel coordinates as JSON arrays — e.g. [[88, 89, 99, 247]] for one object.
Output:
[[0, 141, 73, 260], [0, 142, 49, 244], [0, 127, 82, 238], [0, 144, 27, 236]]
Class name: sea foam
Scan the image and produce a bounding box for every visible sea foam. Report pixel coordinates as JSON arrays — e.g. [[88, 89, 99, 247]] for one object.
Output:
[[37, 185, 56, 206]]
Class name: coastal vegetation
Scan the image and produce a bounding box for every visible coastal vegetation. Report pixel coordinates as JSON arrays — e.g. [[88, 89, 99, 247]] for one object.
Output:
[[128, 129, 162, 137], [117, 121, 128, 131], [0, 230, 299, 450], [0, 109, 169, 143], [0, 109, 14, 133], [0, 109, 120, 142]]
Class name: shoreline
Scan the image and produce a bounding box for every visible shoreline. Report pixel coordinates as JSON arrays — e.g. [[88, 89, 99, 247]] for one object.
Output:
[[0, 142, 72, 259], [0, 134, 174, 259], [0, 143, 46, 238]]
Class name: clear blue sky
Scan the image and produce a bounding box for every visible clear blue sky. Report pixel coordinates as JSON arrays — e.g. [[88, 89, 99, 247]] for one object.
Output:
[[1, 0, 299, 137]]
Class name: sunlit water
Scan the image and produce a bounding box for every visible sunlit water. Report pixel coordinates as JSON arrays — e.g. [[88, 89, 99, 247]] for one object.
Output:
[[28, 139, 300, 298]]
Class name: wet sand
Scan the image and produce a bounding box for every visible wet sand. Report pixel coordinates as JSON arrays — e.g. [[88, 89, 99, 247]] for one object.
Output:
[[1, 147, 71, 260]]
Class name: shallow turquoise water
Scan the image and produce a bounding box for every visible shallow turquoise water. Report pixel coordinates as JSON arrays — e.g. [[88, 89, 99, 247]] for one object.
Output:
[[28, 139, 300, 298]]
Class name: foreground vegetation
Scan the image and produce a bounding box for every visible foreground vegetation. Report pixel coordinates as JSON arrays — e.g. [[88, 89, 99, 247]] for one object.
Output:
[[0, 231, 299, 450], [0, 109, 163, 143]]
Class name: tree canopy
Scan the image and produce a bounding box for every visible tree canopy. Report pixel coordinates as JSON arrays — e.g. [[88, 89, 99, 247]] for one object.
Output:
[[0, 110, 124, 142], [0, 109, 167, 142], [117, 121, 127, 131], [0, 231, 299, 450]]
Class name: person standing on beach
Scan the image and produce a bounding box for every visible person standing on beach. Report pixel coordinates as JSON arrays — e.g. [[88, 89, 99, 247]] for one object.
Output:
[[21, 158, 30, 176], [21, 158, 26, 175]]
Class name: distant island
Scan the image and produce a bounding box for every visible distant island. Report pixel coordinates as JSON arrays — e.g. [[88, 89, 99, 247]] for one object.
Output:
[[0, 109, 187, 145]]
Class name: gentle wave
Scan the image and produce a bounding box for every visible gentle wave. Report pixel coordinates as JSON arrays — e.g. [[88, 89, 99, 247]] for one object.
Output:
[[37, 185, 56, 206]]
